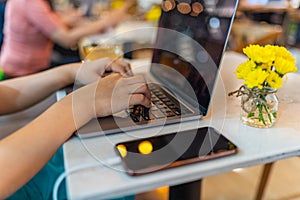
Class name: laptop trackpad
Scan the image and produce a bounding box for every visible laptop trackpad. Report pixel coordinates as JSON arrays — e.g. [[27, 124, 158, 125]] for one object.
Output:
[[76, 115, 136, 137]]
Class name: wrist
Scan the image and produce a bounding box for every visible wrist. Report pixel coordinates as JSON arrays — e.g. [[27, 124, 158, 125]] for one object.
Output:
[[62, 63, 81, 85], [68, 83, 97, 126], [57, 88, 94, 130]]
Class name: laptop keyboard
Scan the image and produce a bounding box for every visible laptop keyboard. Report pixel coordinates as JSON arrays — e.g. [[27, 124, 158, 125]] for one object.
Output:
[[64, 83, 191, 123], [128, 83, 191, 123]]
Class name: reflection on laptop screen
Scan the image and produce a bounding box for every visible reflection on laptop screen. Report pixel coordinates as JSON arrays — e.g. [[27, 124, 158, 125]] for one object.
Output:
[[246, 0, 285, 6], [151, 0, 238, 115], [247, 0, 268, 5]]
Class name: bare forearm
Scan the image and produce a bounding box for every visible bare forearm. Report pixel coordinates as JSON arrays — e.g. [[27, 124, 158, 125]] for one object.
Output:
[[0, 58, 145, 198], [0, 93, 91, 199], [52, 20, 109, 48], [52, 8, 129, 48], [0, 63, 79, 114]]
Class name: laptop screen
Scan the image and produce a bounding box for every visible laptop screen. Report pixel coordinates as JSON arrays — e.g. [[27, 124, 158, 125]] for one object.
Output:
[[151, 0, 238, 115]]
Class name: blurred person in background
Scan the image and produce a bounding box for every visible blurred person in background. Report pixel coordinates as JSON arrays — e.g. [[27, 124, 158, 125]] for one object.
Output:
[[0, 0, 133, 77]]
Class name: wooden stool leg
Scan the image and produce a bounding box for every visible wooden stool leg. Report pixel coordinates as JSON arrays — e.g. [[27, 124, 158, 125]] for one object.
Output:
[[255, 162, 274, 200]]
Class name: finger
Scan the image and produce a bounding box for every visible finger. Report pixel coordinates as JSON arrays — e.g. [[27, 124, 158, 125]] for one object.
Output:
[[106, 60, 133, 77], [127, 83, 151, 100], [124, 76, 150, 99], [88, 58, 110, 76], [129, 94, 151, 108], [115, 60, 133, 76]]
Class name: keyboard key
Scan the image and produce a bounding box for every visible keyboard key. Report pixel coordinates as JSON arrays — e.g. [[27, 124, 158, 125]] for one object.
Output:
[[172, 108, 181, 115], [128, 83, 192, 122], [150, 105, 159, 111], [151, 109, 166, 118], [163, 110, 175, 117]]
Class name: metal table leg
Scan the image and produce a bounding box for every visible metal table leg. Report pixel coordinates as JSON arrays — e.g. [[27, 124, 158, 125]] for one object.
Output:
[[169, 179, 202, 200]]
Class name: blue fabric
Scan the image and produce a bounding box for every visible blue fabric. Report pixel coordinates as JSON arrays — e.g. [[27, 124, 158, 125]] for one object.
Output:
[[7, 147, 66, 200], [110, 195, 135, 200], [0, 2, 5, 49], [7, 146, 135, 200]]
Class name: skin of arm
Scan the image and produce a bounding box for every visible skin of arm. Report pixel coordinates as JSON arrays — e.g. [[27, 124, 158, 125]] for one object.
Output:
[[51, 3, 132, 48], [56, 6, 85, 28], [0, 58, 150, 198], [0, 63, 77, 115], [0, 58, 132, 114]]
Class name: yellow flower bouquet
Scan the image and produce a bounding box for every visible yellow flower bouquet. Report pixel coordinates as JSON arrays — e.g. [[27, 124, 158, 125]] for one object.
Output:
[[229, 44, 298, 128]]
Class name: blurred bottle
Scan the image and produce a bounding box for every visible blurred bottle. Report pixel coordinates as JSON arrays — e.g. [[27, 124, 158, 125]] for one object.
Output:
[[82, 43, 123, 61], [145, 4, 161, 22], [110, 0, 125, 9], [110, 0, 139, 16]]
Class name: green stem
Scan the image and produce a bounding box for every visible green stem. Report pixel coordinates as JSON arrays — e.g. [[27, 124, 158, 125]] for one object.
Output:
[[263, 104, 272, 123], [258, 104, 266, 125]]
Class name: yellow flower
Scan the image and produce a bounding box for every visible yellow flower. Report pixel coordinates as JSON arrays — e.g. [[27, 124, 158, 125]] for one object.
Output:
[[274, 57, 298, 76], [244, 68, 269, 89], [266, 71, 282, 89], [259, 62, 272, 71], [243, 44, 275, 64], [235, 44, 297, 90], [230, 44, 297, 125], [235, 60, 256, 79], [266, 45, 296, 63]]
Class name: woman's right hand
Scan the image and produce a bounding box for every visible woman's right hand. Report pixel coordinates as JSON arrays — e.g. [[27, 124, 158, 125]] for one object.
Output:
[[72, 73, 151, 123], [94, 73, 151, 117]]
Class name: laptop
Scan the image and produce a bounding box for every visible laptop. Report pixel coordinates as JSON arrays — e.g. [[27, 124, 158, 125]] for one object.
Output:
[[57, 0, 239, 138], [247, 0, 287, 7]]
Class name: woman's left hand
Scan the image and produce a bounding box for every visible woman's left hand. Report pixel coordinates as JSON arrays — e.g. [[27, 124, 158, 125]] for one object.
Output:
[[74, 58, 133, 85]]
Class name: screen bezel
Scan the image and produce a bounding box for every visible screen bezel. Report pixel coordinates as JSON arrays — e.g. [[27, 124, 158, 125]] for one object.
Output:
[[149, 0, 239, 115]]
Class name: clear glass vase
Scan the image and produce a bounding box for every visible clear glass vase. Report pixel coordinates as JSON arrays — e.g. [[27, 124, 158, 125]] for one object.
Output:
[[240, 86, 278, 128]]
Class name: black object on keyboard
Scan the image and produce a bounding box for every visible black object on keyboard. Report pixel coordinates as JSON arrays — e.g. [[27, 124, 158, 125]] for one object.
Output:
[[130, 105, 150, 122], [128, 84, 191, 123]]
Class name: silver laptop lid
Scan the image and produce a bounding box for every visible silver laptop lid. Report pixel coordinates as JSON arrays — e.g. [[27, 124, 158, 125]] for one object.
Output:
[[150, 0, 239, 115]]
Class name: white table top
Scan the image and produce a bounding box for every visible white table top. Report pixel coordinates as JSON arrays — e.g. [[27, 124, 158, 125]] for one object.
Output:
[[63, 51, 300, 199]]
